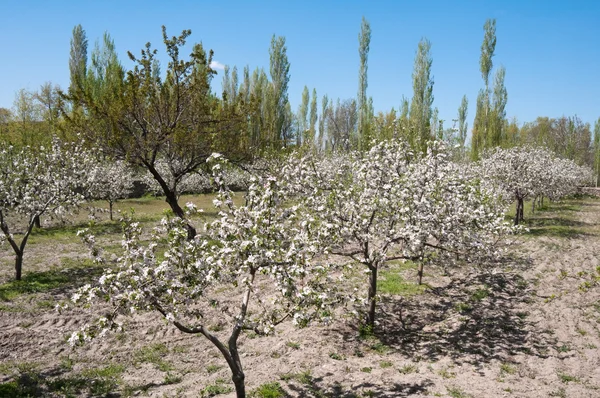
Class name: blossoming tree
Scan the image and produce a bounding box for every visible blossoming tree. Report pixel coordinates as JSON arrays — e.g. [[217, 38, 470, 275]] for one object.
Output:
[[0, 139, 93, 280], [88, 159, 135, 220], [282, 140, 516, 328], [66, 154, 341, 398]]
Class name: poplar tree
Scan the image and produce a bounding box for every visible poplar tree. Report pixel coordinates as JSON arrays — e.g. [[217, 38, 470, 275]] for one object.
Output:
[[308, 88, 318, 147], [409, 38, 434, 152], [458, 95, 468, 156], [268, 35, 291, 147], [318, 94, 329, 151], [297, 86, 309, 146], [472, 19, 497, 159], [69, 25, 88, 99], [490, 66, 507, 146], [357, 17, 371, 151]]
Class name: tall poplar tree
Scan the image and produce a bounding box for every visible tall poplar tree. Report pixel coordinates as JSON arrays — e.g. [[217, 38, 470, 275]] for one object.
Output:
[[69, 25, 88, 98], [357, 17, 371, 151], [593, 118, 600, 186], [318, 94, 329, 151], [268, 35, 291, 147], [490, 66, 507, 146], [409, 38, 434, 152], [472, 19, 497, 159], [457, 95, 468, 156], [297, 86, 309, 146], [308, 88, 318, 147]]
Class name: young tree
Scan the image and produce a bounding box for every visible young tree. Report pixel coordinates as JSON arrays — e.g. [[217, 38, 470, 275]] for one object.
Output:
[[318, 94, 329, 151], [88, 159, 135, 220], [490, 66, 507, 146], [409, 38, 434, 153], [0, 139, 92, 280], [66, 154, 340, 398], [284, 140, 516, 328], [357, 17, 371, 151]]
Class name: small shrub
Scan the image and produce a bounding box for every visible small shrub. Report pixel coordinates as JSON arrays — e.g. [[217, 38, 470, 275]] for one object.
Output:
[[250, 381, 285, 398]]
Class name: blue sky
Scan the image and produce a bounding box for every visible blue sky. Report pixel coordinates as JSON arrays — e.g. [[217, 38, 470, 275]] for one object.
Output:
[[1, 0, 599, 134]]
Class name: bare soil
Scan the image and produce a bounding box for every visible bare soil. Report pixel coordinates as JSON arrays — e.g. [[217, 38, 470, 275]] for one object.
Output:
[[0, 197, 599, 397]]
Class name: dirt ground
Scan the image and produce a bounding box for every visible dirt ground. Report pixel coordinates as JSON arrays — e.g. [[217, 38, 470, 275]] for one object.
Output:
[[0, 197, 599, 397]]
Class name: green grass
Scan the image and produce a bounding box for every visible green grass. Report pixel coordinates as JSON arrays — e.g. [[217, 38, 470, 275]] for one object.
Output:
[[250, 381, 286, 398], [446, 386, 471, 398], [201, 379, 233, 397], [134, 343, 174, 372], [558, 373, 580, 384], [0, 268, 72, 301], [378, 267, 427, 296]]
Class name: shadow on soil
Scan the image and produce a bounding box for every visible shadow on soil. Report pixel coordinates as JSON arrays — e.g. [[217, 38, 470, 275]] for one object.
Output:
[[0, 365, 161, 397], [285, 375, 434, 397], [339, 262, 553, 368]]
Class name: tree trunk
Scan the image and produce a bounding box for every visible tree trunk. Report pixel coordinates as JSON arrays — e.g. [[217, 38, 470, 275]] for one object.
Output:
[[15, 252, 23, 281], [230, 364, 246, 398], [417, 262, 424, 285], [366, 264, 378, 328], [109, 201, 113, 221], [531, 197, 536, 214], [519, 199, 524, 223], [33, 215, 41, 228]]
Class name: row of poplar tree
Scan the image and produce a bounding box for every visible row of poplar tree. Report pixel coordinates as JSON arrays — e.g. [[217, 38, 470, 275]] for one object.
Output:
[[0, 18, 599, 179]]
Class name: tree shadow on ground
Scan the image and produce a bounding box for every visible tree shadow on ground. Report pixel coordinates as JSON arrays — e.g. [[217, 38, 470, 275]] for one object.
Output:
[[0, 364, 161, 397], [338, 259, 553, 367], [284, 373, 434, 397]]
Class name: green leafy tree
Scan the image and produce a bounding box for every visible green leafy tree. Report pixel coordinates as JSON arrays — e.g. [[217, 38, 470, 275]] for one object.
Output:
[[318, 94, 329, 151], [69, 24, 88, 100], [63, 26, 236, 239], [595, 118, 600, 186], [308, 88, 318, 147]]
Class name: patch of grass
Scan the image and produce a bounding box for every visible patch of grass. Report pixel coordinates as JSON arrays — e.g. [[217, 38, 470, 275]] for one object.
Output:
[[134, 343, 174, 372], [250, 381, 285, 398], [201, 380, 233, 397], [207, 364, 222, 374], [164, 372, 183, 385], [329, 352, 345, 360], [360, 367, 372, 373], [398, 364, 418, 374], [470, 287, 490, 301], [500, 363, 517, 375], [548, 387, 566, 398], [286, 341, 300, 349], [446, 386, 471, 398], [558, 373, 580, 384], [556, 344, 571, 353], [0, 269, 71, 301], [455, 302, 473, 314], [370, 340, 391, 354], [380, 360, 393, 368], [379, 268, 427, 296], [437, 367, 456, 379]]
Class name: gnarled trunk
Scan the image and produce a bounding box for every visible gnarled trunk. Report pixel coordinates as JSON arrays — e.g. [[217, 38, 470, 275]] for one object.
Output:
[[366, 263, 378, 328]]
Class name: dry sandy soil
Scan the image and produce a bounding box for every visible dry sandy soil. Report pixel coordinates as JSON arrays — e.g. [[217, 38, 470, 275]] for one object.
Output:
[[0, 196, 599, 397]]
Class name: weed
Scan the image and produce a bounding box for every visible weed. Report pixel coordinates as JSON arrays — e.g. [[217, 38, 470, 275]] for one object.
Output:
[[470, 287, 489, 301], [446, 386, 471, 398], [556, 344, 571, 353], [134, 343, 173, 371], [370, 341, 391, 354], [438, 367, 456, 379], [206, 364, 222, 374], [558, 373, 580, 384], [164, 372, 182, 385], [201, 381, 233, 397], [500, 363, 516, 375], [250, 381, 285, 398], [380, 360, 393, 368], [398, 364, 418, 374], [455, 302, 473, 314], [360, 367, 372, 373], [329, 352, 345, 360], [286, 341, 300, 349], [548, 387, 566, 397]]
